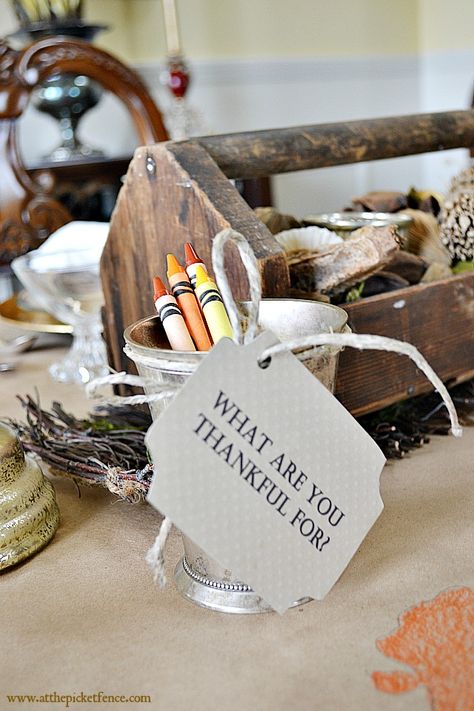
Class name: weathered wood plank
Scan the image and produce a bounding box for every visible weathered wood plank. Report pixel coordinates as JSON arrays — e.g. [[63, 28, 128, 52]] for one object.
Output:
[[335, 271, 474, 415], [197, 110, 474, 178], [102, 142, 289, 375]]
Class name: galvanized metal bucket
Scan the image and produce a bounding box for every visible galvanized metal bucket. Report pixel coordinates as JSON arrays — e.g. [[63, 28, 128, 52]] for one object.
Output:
[[124, 299, 348, 613]]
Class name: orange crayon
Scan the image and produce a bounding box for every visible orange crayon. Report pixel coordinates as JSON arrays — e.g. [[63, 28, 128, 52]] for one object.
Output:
[[184, 242, 207, 289], [166, 254, 212, 351], [153, 276, 195, 351]]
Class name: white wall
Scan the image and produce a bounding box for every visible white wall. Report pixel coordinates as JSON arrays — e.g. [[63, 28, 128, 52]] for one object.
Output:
[[418, 52, 473, 193], [119, 0, 419, 61]]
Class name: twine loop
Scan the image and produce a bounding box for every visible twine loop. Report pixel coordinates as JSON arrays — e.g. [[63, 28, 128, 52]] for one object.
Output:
[[86, 370, 180, 406], [211, 228, 261, 344]]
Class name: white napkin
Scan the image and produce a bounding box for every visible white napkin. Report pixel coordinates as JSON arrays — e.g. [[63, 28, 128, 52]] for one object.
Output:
[[37, 221, 109, 258]]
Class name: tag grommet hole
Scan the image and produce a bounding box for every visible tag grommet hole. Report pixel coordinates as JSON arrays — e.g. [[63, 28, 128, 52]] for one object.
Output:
[[258, 356, 271, 370]]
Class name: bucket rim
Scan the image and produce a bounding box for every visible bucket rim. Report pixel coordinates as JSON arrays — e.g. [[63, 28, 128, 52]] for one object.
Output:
[[123, 298, 348, 358]]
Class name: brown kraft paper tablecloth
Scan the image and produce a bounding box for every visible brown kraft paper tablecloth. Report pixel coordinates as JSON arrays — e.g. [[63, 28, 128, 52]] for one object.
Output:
[[1, 348, 473, 711]]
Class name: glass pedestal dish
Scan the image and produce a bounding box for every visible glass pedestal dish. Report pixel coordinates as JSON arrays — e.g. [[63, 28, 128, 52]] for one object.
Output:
[[12, 248, 107, 384]]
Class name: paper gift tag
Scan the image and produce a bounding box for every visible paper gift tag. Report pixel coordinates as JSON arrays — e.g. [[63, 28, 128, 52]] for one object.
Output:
[[146, 331, 385, 614]]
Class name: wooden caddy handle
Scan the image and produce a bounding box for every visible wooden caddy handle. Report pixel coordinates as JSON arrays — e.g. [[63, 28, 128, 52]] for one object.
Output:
[[197, 110, 474, 178]]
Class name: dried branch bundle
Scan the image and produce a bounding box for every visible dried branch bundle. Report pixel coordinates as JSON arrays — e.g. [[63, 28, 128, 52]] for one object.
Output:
[[359, 379, 474, 458], [4, 396, 153, 503]]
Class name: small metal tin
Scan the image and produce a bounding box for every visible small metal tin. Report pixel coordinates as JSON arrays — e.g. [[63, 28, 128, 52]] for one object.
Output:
[[303, 211, 413, 239]]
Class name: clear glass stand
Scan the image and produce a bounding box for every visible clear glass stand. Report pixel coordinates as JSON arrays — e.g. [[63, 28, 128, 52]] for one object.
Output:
[[49, 321, 108, 384]]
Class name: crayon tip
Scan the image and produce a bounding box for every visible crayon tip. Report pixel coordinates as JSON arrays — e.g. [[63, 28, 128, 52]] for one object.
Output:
[[184, 242, 202, 267], [195, 265, 210, 288], [153, 276, 168, 301], [166, 253, 185, 278]]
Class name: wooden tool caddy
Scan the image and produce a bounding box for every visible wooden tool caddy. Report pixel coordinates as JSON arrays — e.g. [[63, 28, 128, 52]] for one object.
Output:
[[102, 110, 474, 416]]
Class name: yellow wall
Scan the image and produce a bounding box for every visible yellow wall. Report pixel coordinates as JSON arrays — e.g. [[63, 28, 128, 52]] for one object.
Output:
[[0, 1, 18, 34], [418, 0, 474, 52], [83, 0, 134, 60], [1, 0, 472, 62], [0, 0, 134, 53], [88, 0, 419, 62]]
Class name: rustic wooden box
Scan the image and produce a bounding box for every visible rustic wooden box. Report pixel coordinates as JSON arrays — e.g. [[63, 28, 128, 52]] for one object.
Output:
[[102, 110, 474, 416]]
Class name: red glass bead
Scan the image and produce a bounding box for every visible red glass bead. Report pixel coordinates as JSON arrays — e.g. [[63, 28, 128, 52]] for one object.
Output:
[[167, 58, 190, 98]]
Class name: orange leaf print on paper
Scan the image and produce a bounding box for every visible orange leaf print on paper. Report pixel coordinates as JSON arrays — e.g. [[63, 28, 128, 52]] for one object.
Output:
[[372, 587, 474, 711]]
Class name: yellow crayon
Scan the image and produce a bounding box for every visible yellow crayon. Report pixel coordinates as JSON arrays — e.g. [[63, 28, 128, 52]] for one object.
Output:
[[194, 266, 234, 343]]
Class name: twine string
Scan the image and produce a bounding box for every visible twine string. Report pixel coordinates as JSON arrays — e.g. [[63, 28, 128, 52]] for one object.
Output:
[[259, 333, 462, 438], [86, 372, 149, 396], [145, 516, 173, 586], [86, 371, 180, 406]]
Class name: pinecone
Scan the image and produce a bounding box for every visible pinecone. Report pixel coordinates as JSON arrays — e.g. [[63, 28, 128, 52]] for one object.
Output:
[[448, 165, 474, 197], [439, 191, 474, 261]]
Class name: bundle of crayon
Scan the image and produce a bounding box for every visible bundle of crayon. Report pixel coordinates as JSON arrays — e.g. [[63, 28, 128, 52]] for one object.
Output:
[[153, 243, 234, 352]]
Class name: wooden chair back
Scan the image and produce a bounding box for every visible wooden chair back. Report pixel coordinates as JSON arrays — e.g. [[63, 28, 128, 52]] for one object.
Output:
[[0, 36, 168, 264]]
